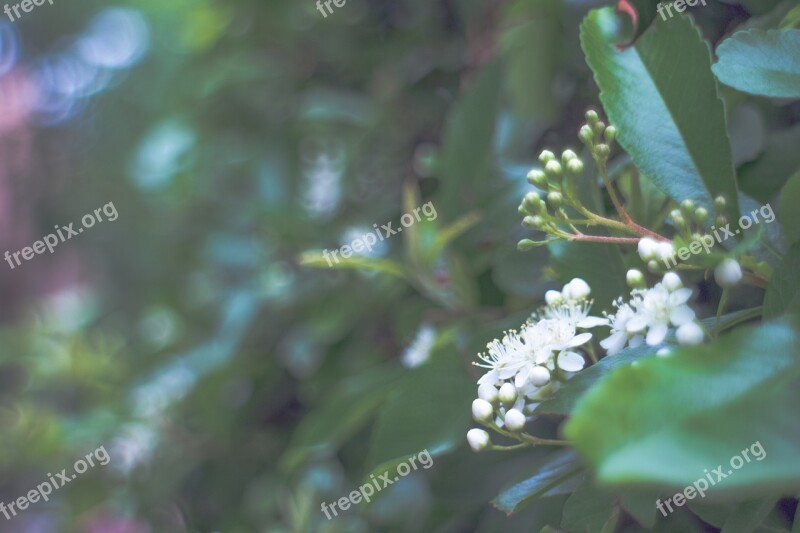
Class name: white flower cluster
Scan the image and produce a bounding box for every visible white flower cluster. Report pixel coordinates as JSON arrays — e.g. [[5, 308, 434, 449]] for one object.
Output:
[[468, 279, 605, 450], [600, 272, 704, 355]]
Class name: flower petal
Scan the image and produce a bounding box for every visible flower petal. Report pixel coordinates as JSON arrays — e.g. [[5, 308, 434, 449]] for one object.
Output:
[[646, 323, 668, 346], [670, 304, 696, 326], [600, 331, 627, 355], [557, 351, 585, 372], [568, 332, 593, 348], [669, 288, 693, 306], [626, 315, 648, 334], [514, 367, 530, 388], [577, 316, 609, 328]]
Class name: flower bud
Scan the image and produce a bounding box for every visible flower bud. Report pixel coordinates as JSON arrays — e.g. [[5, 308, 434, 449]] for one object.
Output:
[[714, 258, 743, 288], [579, 125, 594, 145], [527, 169, 548, 188], [504, 409, 526, 432], [467, 428, 491, 452], [499, 383, 517, 407], [676, 322, 704, 346], [694, 207, 709, 224], [539, 150, 556, 164], [671, 210, 687, 230], [529, 366, 551, 387], [714, 195, 727, 210], [561, 149, 577, 166], [656, 347, 672, 357], [544, 160, 563, 178], [585, 109, 599, 125], [477, 383, 498, 404], [626, 268, 645, 288], [604, 125, 617, 144], [594, 121, 606, 137], [638, 237, 658, 261], [563, 278, 591, 301], [662, 271, 683, 291], [647, 259, 661, 272], [594, 143, 610, 159], [567, 159, 584, 175], [546, 191, 563, 209], [545, 290, 563, 306], [655, 241, 675, 261], [517, 239, 537, 251], [472, 399, 494, 423], [522, 216, 542, 229], [518, 203, 531, 216], [523, 192, 541, 213], [680, 199, 695, 217]]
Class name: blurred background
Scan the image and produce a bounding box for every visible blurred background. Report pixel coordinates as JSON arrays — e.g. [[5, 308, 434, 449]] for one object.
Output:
[[0, 0, 795, 531]]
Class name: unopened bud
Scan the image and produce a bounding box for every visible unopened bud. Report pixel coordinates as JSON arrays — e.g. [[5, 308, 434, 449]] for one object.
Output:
[[527, 169, 548, 188], [671, 211, 686, 230], [504, 409, 526, 432], [467, 428, 491, 452], [676, 322, 704, 346], [647, 259, 661, 272], [695, 207, 709, 224], [579, 125, 594, 145], [638, 237, 658, 261], [585, 109, 599, 125], [561, 149, 577, 166], [593, 121, 606, 137], [567, 159, 584, 175], [655, 241, 675, 261], [626, 268, 645, 288], [563, 278, 591, 301], [478, 383, 498, 404], [544, 160, 563, 178], [595, 143, 610, 159], [546, 191, 563, 209], [714, 195, 727, 210], [714, 258, 743, 288], [680, 199, 695, 217], [528, 366, 551, 387], [498, 383, 517, 407], [539, 150, 556, 164], [472, 399, 494, 423], [545, 290, 563, 306], [518, 239, 537, 251], [604, 125, 617, 144], [662, 271, 683, 291], [522, 216, 542, 229]]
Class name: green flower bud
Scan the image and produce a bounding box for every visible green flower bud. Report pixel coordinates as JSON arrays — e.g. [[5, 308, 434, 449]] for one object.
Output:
[[626, 268, 646, 288], [680, 199, 695, 217], [522, 216, 541, 229], [593, 121, 606, 137], [714, 195, 727, 210], [579, 126, 594, 146], [539, 150, 556, 164], [561, 149, 577, 166], [567, 158, 584, 175], [594, 143, 610, 160], [604, 125, 617, 144], [518, 203, 532, 216], [672, 213, 687, 230], [518, 239, 538, 251], [647, 259, 661, 272], [585, 109, 599, 126], [523, 192, 542, 213], [547, 191, 563, 209], [694, 207, 709, 224], [544, 160, 563, 178], [527, 169, 548, 188]]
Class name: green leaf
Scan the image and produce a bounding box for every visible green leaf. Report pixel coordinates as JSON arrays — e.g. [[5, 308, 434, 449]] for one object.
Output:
[[620, 490, 658, 528], [780, 172, 800, 246], [565, 320, 800, 490], [537, 343, 659, 416], [781, 4, 800, 29], [439, 61, 503, 215], [720, 497, 780, 533], [712, 29, 800, 98], [281, 366, 404, 471], [560, 478, 616, 533], [581, 8, 740, 223], [492, 449, 585, 515], [764, 243, 800, 319], [739, 124, 800, 203], [298, 250, 409, 280], [366, 351, 475, 478]]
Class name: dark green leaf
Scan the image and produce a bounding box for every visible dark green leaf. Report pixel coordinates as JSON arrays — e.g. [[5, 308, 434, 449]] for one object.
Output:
[[764, 243, 800, 319], [560, 478, 616, 533]]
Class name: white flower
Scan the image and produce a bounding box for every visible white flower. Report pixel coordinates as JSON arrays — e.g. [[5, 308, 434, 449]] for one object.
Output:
[[401, 324, 436, 368], [472, 399, 494, 422], [467, 429, 491, 451], [600, 274, 697, 354], [504, 409, 526, 432], [715, 258, 742, 288], [676, 322, 705, 346]]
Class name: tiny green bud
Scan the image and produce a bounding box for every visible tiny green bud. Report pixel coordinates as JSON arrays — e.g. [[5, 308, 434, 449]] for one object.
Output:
[[604, 125, 617, 144], [585, 109, 599, 125], [522, 216, 541, 229], [579, 125, 594, 145], [527, 169, 548, 188], [523, 192, 541, 213], [518, 203, 532, 216], [714, 195, 727, 210], [561, 149, 577, 166], [593, 121, 606, 137], [518, 239, 537, 251], [547, 191, 563, 209], [539, 150, 556, 164], [715, 215, 728, 228], [672, 213, 687, 230], [626, 268, 646, 288], [680, 199, 695, 217], [695, 207, 709, 224], [647, 259, 661, 272], [544, 160, 563, 178], [594, 143, 610, 159], [567, 158, 584, 175]]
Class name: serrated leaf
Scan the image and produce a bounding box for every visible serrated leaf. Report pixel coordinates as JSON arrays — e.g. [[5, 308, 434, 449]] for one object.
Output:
[[713, 29, 800, 98], [581, 8, 740, 223], [565, 320, 800, 490]]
